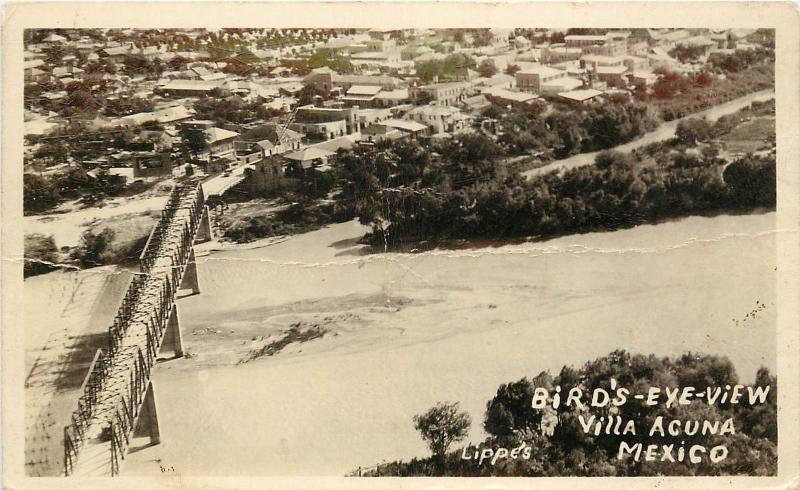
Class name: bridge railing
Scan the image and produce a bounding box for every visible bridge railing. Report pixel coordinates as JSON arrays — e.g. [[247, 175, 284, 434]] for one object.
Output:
[[139, 181, 202, 273], [139, 184, 184, 272], [109, 343, 155, 476], [107, 272, 148, 356], [63, 344, 115, 475]]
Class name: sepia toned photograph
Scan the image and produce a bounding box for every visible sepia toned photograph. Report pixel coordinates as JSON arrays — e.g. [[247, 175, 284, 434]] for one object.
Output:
[[3, 3, 799, 488]]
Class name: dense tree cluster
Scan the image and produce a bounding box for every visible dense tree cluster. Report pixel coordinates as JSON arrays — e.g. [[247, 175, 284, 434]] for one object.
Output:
[[491, 94, 659, 159], [641, 44, 774, 122], [361, 350, 777, 477], [415, 53, 476, 82], [104, 96, 155, 117], [707, 47, 775, 74], [305, 48, 355, 74], [335, 100, 775, 247], [193, 95, 278, 125], [23, 168, 129, 215], [668, 45, 713, 63], [221, 201, 335, 244], [24, 174, 61, 214], [281, 48, 356, 76], [70, 228, 116, 269]]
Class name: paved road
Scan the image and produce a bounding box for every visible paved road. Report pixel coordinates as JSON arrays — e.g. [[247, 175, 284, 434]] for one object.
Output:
[[523, 89, 776, 180], [201, 162, 252, 197]]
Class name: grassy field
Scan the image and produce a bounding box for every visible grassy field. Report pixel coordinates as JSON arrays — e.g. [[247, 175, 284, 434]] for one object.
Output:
[[721, 116, 775, 154]]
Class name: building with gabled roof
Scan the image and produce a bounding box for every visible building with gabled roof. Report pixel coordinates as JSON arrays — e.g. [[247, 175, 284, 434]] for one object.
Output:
[[43, 33, 67, 43], [481, 87, 539, 107], [558, 88, 604, 105], [283, 147, 336, 170], [203, 127, 240, 160]]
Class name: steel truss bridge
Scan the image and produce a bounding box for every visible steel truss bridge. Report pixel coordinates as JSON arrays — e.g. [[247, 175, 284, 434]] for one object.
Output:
[[63, 180, 211, 476]]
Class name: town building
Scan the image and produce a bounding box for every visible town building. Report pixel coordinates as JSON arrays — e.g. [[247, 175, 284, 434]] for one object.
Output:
[[515, 65, 567, 94], [564, 34, 607, 48], [405, 105, 469, 134], [155, 79, 223, 97], [595, 65, 629, 87], [558, 88, 604, 105], [481, 87, 539, 108], [409, 82, 471, 107], [204, 127, 240, 160], [541, 45, 584, 63]]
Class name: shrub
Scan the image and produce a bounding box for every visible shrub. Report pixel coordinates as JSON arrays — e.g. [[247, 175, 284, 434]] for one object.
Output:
[[723, 155, 776, 208], [24, 174, 60, 214], [24, 234, 60, 277], [70, 228, 116, 268]]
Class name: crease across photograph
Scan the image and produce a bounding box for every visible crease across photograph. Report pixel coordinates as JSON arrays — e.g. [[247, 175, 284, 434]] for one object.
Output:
[[16, 24, 787, 480]]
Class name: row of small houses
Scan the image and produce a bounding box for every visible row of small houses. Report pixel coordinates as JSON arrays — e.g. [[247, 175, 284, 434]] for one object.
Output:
[[82, 108, 440, 195]]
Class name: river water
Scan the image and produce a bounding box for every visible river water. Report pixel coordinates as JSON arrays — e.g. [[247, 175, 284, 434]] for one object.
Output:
[[94, 212, 778, 476]]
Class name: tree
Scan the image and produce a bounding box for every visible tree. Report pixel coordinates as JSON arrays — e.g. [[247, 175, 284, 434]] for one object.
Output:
[[298, 83, 328, 106], [24, 173, 60, 214], [477, 59, 498, 78], [484, 374, 552, 439], [24, 234, 60, 278], [181, 126, 207, 157], [723, 155, 776, 208], [71, 228, 115, 268], [675, 118, 713, 145], [594, 150, 632, 171], [413, 402, 471, 465], [505, 63, 521, 76]]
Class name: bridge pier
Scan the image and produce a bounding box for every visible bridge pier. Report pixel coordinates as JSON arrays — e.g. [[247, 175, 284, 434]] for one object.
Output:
[[133, 382, 160, 445], [180, 248, 201, 296], [159, 304, 184, 358], [195, 206, 213, 244]]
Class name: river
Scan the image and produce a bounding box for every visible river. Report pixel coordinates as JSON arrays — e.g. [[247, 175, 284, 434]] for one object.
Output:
[[522, 89, 776, 179], [94, 212, 778, 476]]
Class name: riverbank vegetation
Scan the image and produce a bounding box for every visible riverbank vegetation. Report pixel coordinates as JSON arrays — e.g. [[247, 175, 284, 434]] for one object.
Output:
[[220, 98, 774, 248], [221, 199, 336, 243], [355, 350, 777, 477], [24, 209, 159, 277], [24, 166, 155, 215], [336, 101, 775, 248], [24, 234, 62, 278]]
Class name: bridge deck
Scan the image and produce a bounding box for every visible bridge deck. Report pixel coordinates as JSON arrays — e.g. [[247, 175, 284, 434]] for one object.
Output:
[[66, 181, 208, 477]]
